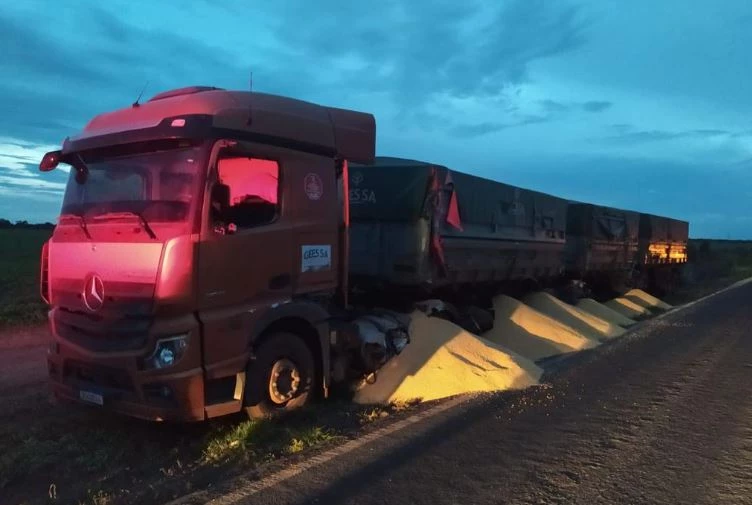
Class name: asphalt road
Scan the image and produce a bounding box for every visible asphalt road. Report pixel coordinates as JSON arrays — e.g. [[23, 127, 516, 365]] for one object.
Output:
[[204, 280, 752, 505]]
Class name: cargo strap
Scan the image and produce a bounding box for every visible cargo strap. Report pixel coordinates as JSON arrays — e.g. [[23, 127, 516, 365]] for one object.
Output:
[[428, 168, 464, 278]]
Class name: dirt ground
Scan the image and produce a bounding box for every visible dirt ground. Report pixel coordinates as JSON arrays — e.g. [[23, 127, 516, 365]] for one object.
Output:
[[0, 325, 49, 416]]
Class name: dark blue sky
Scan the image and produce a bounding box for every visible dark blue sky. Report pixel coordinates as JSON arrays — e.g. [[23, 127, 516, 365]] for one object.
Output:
[[1, 0, 750, 238]]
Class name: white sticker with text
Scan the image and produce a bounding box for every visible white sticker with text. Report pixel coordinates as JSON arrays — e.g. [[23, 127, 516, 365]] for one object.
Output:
[[301, 245, 332, 272]]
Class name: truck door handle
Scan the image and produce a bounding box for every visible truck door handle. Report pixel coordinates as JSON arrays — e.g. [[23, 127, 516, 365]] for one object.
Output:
[[268, 274, 291, 290]]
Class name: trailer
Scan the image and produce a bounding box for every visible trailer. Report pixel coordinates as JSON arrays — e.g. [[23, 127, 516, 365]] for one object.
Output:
[[348, 157, 569, 297], [635, 213, 689, 294], [563, 202, 640, 296], [638, 213, 689, 265]]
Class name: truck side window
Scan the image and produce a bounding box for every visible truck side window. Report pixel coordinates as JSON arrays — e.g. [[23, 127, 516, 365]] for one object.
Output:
[[216, 157, 280, 229]]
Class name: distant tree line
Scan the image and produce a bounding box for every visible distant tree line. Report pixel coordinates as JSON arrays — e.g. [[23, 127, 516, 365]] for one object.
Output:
[[0, 218, 55, 230]]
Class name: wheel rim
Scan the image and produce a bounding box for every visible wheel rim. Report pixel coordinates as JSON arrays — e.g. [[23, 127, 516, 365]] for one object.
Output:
[[268, 358, 301, 405]]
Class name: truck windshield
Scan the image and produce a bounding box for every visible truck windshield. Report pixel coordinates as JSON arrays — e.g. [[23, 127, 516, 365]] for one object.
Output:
[[60, 140, 206, 223]]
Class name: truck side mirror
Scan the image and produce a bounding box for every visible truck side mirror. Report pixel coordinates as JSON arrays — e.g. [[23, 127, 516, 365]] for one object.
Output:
[[211, 183, 230, 212], [40, 151, 61, 172]]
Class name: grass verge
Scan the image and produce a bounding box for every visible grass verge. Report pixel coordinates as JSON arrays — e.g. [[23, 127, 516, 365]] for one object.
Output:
[[663, 239, 752, 305], [0, 229, 51, 330], [0, 392, 419, 505]]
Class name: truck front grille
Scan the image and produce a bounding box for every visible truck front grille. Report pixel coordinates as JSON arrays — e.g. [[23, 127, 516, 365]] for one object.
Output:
[[55, 308, 151, 352]]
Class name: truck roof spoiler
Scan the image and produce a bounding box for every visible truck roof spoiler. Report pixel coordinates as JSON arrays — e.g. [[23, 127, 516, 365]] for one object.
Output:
[[64, 88, 376, 164]]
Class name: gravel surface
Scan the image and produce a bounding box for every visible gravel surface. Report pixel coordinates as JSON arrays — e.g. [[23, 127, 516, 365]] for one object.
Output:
[[221, 281, 752, 505]]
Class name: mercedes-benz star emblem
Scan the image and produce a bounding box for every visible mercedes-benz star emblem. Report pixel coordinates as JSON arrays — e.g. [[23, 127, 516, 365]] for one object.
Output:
[[82, 274, 105, 312]]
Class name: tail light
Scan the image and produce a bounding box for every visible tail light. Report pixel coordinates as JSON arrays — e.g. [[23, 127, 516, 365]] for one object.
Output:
[[40, 240, 51, 304]]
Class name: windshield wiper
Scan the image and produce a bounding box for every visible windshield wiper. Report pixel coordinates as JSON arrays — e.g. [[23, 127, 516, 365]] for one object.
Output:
[[92, 211, 157, 239], [59, 212, 92, 240]]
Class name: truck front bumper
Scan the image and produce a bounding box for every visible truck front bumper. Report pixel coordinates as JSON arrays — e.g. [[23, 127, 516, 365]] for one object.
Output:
[[46, 308, 208, 422], [47, 363, 206, 422]]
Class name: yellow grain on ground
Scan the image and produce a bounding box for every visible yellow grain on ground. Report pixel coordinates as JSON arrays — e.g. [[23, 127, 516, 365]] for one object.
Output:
[[576, 298, 638, 328], [523, 292, 626, 341], [624, 288, 673, 311], [605, 297, 653, 319], [353, 311, 541, 405], [481, 294, 599, 362]]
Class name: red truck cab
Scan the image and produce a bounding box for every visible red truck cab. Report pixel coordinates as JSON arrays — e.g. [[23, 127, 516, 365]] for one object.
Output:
[[39, 86, 377, 421]]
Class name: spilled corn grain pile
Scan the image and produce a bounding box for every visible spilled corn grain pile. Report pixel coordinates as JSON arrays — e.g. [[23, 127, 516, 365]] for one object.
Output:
[[482, 295, 599, 362], [353, 311, 541, 405], [624, 288, 673, 311], [576, 298, 638, 328], [605, 297, 653, 319], [524, 292, 626, 341]]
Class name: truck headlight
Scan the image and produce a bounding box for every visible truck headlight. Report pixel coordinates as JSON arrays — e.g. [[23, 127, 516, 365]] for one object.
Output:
[[144, 334, 188, 370]]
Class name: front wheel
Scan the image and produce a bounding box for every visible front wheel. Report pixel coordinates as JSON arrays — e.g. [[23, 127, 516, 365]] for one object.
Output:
[[244, 332, 315, 420]]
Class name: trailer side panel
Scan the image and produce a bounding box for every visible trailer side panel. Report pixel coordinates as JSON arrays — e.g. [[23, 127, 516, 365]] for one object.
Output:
[[348, 158, 568, 291]]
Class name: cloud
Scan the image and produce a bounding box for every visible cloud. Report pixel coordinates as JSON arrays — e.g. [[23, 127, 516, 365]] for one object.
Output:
[[1, 12, 111, 87], [581, 100, 612, 112], [270, 0, 589, 99], [451, 122, 509, 137], [450, 115, 550, 137], [610, 123, 631, 132], [538, 98, 612, 114], [0, 8, 256, 146], [598, 128, 737, 145], [693, 129, 731, 136], [443, 92, 614, 138], [0, 139, 62, 170], [539, 99, 570, 113], [0, 175, 66, 191], [602, 130, 685, 144], [0, 0, 589, 148]]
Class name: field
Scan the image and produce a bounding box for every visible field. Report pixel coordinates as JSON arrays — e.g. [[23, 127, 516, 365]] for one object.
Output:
[[664, 238, 752, 304], [1, 228, 752, 504], [0, 229, 51, 329]]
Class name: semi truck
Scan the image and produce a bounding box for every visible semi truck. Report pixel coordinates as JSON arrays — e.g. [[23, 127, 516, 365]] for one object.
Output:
[[37, 85, 689, 422]]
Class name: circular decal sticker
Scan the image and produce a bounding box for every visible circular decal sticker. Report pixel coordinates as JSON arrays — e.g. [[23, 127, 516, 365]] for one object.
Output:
[[351, 171, 364, 186], [304, 173, 323, 200]]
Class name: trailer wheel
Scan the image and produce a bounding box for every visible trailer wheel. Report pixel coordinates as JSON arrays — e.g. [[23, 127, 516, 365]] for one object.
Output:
[[244, 332, 315, 420]]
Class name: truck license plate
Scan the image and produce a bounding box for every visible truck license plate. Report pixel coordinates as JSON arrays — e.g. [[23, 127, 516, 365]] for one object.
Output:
[[79, 390, 104, 406]]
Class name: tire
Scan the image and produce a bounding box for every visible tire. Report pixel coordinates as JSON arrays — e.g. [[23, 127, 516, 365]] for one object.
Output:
[[243, 332, 316, 420]]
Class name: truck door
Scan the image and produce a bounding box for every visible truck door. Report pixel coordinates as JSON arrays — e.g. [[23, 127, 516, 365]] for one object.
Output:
[[197, 142, 294, 380]]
